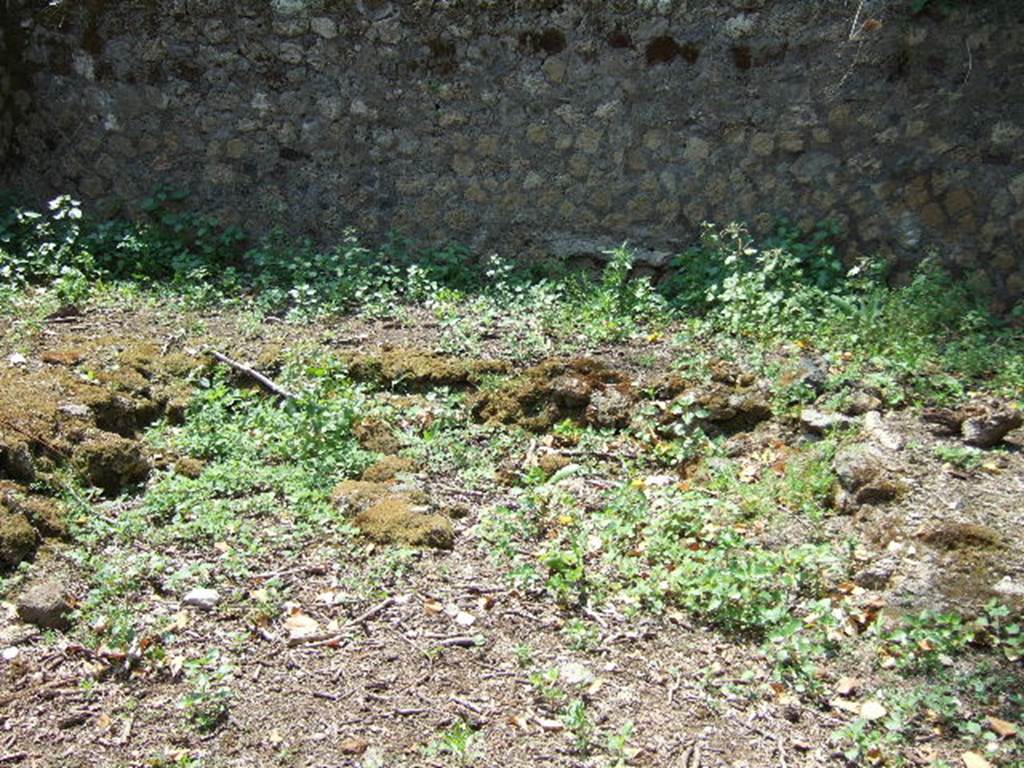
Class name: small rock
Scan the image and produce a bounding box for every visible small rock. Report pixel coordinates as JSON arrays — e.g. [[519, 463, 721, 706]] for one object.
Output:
[[992, 577, 1024, 598], [72, 433, 150, 495], [174, 457, 206, 479], [340, 736, 368, 755], [585, 386, 634, 429], [0, 510, 38, 568], [778, 351, 828, 398], [59, 403, 92, 419], [833, 444, 902, 509], [537, 452, 572, 476], [834, 444, 885, 492], [800, 408, 855, 434], [559, 661, 594, 686], [962, 409, 1022, 449], [17, 580, 72, 631], [843, 391, 883, 416], [854, 556, 898, 590], [183, 587, 220, 611], [863, 411, 905, 451], [924, 401, 1022, 448], [2, 441, 36, 483]]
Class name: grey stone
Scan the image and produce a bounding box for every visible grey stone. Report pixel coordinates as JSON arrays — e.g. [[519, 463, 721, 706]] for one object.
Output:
[[834, 444, 885, 492], [843, 391, 883, 416], [799, 408, 854, 434], [17, 580, 72, 631], [183, 587, 220, 611], [962, 410, 1022, 449], [833, 443, 902, 509], [863, 411, 906, 451], [854, 557, 898, 590]]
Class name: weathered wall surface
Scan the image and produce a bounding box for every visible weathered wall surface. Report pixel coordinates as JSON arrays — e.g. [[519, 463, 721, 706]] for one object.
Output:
[[2, 1, 1023, 305]]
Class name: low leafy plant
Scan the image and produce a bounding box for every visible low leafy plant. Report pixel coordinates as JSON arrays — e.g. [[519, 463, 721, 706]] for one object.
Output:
[[423, 719, 480, 765], [181, 651, 234, 732]]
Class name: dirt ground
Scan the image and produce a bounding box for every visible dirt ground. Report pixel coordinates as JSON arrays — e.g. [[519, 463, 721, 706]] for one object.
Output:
[[0, 302, 1022, 768]]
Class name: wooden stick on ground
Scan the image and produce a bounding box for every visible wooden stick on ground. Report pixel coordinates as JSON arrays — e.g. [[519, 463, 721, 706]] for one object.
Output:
[[207, 350, 297, 401]]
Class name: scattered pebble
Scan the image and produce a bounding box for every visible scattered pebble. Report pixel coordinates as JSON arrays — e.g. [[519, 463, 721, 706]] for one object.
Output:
[[183, 587, 221, 611]]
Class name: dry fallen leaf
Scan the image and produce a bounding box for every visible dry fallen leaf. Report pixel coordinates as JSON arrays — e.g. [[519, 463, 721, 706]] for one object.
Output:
[[507, 714, 530, 730], [860, 700, 888, 721], [831, 698, 862, 715], [423, 597, 443, 614], [961, 751, 993, 768], [987, 716, 1018, 739], [284, 609, 320, 641]]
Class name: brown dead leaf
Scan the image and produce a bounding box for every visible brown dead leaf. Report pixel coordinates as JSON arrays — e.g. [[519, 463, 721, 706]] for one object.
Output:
[[284, 609, 320, 641], [423, 598, 443, 614], [831, 698, 862, 715], [95, 712, 112, 731], [961, 752, 993, 768], [508, 714, 530, 730], [987, 716, 1018, 739]]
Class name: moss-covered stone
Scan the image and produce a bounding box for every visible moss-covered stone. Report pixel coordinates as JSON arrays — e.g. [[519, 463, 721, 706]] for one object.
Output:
[[361, 455, 417, 482], [353, 417, 403, 454], [470, 357, 632, 432], [537, 452, 572, 476], [343, 348, 510, 390], [921, 523, 1001, 551], [174, 457, 206, 479], [0, 510, 38, 568], [331, 479, 393, 509], [15, 495, 68, 539], [354, 496, 454, 549], [73, 432, 150, 495]]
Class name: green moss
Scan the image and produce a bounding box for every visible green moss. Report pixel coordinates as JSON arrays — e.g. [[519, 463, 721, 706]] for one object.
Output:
[[72, 431, 150, 495], [343, 348, 510, 391], [469, 357, 630, 432], [355, 496, 454, 549], [0, 509, 37, 568], [361, 455, 417, 482]]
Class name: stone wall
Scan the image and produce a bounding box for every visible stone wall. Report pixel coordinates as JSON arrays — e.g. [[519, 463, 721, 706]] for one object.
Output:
[[2, 0, 1023, 306]]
